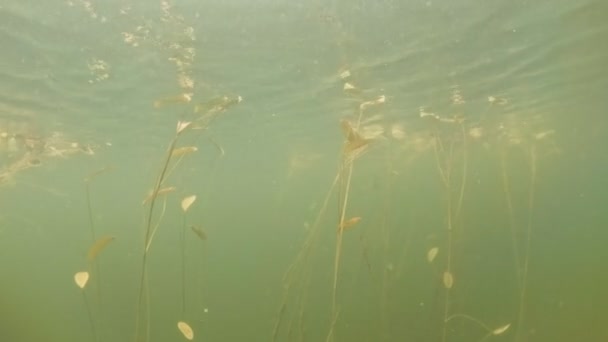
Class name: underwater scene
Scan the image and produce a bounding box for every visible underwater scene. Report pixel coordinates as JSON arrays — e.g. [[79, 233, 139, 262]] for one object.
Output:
[[0, 0, 607, 341]]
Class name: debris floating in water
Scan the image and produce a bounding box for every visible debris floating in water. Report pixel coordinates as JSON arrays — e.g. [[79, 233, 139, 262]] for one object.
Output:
[[74, 271, 90, 289], [177, 321, 194, 340]]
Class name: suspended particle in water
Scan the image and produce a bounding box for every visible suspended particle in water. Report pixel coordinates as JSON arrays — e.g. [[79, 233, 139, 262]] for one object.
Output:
[[87, 58, 110, 83], [178, 74, 195, 90], [451, 87, 465, 105]]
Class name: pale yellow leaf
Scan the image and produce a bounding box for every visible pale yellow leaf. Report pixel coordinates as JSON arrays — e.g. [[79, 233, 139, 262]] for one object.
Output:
[[176, 121, 192, 134], [74, 271, 90, 289], [492, 323, 511, 335], [443, 271, 454, 289], [177, 321, 194, 340], [172, 146, 198, 158], [181, 195, 197, 212], [427, 247, 439, 263], [142, 186, 176, 205], [87, 235, 116, 262], [337, 216, 361, 232]]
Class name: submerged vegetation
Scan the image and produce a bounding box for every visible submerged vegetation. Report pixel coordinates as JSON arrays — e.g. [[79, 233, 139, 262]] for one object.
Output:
[[3, 1, 596, 342]]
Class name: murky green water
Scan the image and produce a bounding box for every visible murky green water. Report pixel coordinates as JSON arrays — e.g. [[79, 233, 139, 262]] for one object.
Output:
[[1, 1, 607, 341]]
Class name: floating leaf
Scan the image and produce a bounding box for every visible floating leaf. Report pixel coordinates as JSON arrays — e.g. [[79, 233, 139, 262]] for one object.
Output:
[[177, 321, 194, 340], [181, 195, 197, 212], [427, 247, 439, 263], [442, 271, 454, 289], [338, 216, 362, 232], [492, 323, 511, 335], [87, 235, 116, 262], [172, 146, 198, 158], [190, 225, 207, 241], [74, 271, 90, 289], [142, 186, 176, 205]]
